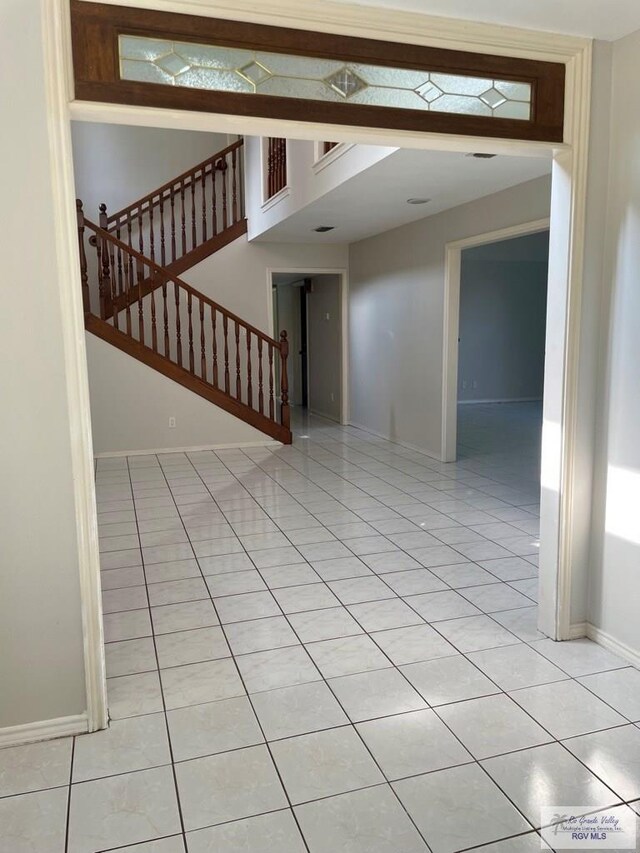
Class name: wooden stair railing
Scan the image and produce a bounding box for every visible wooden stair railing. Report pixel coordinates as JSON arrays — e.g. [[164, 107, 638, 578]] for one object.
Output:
[[77, 202, 291, 445], [100, 139, 246, 316]]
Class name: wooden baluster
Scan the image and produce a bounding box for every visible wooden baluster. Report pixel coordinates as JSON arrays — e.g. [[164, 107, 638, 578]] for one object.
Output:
[[246, 329, 253, 408], [267, 139, 274, 199], [108, 239, 119, 332], [162, 277, 169, 357], [150, 275, 157, 352], [199, 300, 206, 379], [137, 205, 144, 257], [115, 224, 123, 304], [211, 307, 218, 388], [191, 177, 197, 250], [149, 200, 155, 263], [170, 189, 176, 262], [258, 338, 264, 414], [268, 344, 274, 420], [124, 244, 132, 337], [235, 322, 241, 400], [175, 283, 182, 367], [280, 330, 290, 430], [212, 164, 218, 236], [232, 147, 238, 224], [223, 315, 230, 394], [96, 240, 106, 319], [137, 257, 144, 343], [98, 204, 112, 319], [75, 200, 90, 314], [221, 159, 228, 230], [159, 195, 166, 266], [188, 292, 194, 373], [201, 169, 207, 242], [180, 182, 186, 257]]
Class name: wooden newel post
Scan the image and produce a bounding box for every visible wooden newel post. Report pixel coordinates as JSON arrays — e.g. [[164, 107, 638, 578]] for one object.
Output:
[[98, 203, 111, 319], [76, 200, 91, 315], [280, 330, 290, 430]]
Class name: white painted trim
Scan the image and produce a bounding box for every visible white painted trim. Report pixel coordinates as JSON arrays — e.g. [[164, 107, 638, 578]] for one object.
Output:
[[458, 397, 544, 405], [569, 621, 588, 639], [442, 217, 550, 463], [268, 268, 349, 425], [95, 440, 280, 458], [348, 420, 442, 463], [260, 185, 291, 213], [585, 624, 640, 669], [312, 142, 355, 173], [48, 0, 594, 721], [42, 0, 108, 733], [0, 713, 88, 748]]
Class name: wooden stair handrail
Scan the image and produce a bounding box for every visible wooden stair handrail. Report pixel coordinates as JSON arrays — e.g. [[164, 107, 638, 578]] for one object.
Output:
[[106, 138, 244, 228], [83, 217, 278, 349]]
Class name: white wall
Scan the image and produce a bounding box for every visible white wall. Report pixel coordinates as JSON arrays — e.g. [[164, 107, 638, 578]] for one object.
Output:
[[458, 233, 549, 402], [72, 121, 229, 221], [0, 0, 87, 730], [245, 136, 396, 241], [349, 175, 551, 457], [308, 275, 342, 421], [588, 29, 640, 660], [86, 334, 269, 454]]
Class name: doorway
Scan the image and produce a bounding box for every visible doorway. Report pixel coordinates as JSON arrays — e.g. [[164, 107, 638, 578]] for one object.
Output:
[[456, 229, 550, 478], [271, 271, 347, 424]]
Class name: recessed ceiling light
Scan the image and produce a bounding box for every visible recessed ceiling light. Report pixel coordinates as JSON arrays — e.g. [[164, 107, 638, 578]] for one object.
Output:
[[466, 152, 498, 159], [406, 197, 431, 205], [313, 225, 335, 232]]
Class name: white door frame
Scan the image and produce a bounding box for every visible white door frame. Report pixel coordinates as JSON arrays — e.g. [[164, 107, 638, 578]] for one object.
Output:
[[44, 0, 592, 731], [268, 268, 349, 425], [442, 217, 551, 463]]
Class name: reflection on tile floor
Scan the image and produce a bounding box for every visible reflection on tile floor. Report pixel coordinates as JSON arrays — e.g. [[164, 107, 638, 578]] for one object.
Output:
[[2, 403, 640, 852]]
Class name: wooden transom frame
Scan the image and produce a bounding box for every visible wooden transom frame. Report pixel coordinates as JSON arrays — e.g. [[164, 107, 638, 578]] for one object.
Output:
[[71, 0, 566, 143]]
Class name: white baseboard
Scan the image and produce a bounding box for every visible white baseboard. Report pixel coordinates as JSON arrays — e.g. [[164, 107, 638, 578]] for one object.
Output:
[[568, 621, 588, 639], [458, 397, 543, 405], [585, 624, 640, 669], [347, 420, 441, 462], [95, 440, 280, 458], [0, 713, 88, 748]]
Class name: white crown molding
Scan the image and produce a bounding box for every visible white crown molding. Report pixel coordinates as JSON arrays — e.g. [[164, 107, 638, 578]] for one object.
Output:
[[82, 0, 589, 61], [0, 714, 88, 748]]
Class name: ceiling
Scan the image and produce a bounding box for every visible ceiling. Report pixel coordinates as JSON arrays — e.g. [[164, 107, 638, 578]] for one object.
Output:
[[330, 0, 640, 41], [258, 147, 551, 245]]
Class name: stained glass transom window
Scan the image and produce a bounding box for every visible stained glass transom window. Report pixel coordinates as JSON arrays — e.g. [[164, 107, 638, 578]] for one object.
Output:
[[118, 35, 532, 121]]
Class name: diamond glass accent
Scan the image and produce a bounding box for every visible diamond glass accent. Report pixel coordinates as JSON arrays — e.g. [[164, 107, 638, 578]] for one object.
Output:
[[326, 67, 367, 99], [118, 35, 532, 120]]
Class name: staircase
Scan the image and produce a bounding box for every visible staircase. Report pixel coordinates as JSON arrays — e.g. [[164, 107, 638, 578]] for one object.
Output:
[[77, 138, 292, 445]]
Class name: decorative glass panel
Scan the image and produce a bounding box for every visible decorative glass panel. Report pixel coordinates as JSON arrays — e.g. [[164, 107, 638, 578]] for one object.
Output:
[[119, 35, 532, 121]]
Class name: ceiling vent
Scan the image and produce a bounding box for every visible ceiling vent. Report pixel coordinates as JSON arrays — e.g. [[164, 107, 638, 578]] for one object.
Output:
[[313, 225, 335, 232], [407, 197, 431, 205], [467, 152, 498, 159]]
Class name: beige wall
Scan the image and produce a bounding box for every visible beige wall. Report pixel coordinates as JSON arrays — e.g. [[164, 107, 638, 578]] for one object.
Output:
[[71, 121, 228, 222], [87, 234, 348, 453], [0, 0, 87, 729], [86, 334, 270, 454], [588, 29, 640, 659], [348, 175, 552, 457]]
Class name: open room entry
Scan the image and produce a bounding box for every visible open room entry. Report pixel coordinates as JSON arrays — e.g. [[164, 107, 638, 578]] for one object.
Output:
[[271, 270, 348, 424]]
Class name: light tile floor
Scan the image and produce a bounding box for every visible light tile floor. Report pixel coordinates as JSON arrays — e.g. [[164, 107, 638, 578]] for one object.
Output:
[[2, 403, 640, 852]]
